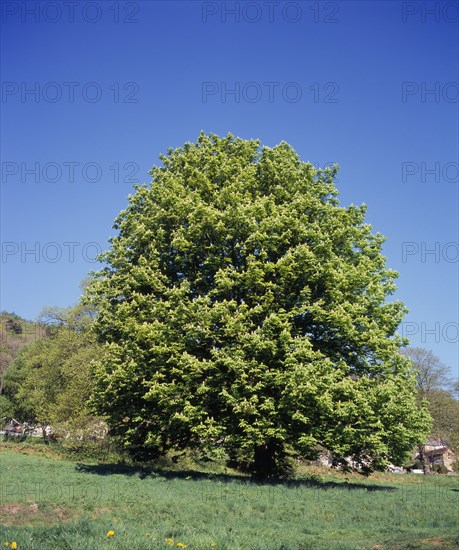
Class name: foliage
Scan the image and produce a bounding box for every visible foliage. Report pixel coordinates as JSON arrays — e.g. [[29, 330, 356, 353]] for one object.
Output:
[[87, 133, 430, 477], [0, 312, 42, 398], [57, 436, 123, 463], [4, 304, 103, 432], [425, 389, 459, 449], [431, 463, 449, 474], [5, 318, 22, 334], [0, 395, 15, 419], [401, 347, 459, 454]]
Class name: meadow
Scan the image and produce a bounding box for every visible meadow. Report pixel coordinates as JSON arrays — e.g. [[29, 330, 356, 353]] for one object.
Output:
[[0, 441, 458, 550]]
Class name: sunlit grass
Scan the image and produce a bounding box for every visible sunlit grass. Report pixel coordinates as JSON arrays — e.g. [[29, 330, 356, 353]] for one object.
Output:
[[0, 443, 458, 549]]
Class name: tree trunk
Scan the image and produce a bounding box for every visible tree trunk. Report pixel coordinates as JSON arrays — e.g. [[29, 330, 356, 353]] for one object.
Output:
[[253, 442, 277, 478], [418, 444, 431, 475]]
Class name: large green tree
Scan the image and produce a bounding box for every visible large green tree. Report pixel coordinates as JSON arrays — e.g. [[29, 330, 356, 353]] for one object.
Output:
[[87, 133, 430, 477]]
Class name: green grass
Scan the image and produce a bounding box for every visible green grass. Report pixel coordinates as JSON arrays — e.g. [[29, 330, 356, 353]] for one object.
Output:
[[0, 442, 458, 550]]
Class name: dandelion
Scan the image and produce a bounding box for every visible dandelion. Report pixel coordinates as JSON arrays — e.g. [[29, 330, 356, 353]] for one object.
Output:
[[176, 544, 187, 548], [11, 544, 17, 550], [107, 530, 115, 537], [165, 538, 174, 546]]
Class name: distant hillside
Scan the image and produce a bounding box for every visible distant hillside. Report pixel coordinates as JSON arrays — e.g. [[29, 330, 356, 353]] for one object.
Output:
[[1, 311, 44, 345]]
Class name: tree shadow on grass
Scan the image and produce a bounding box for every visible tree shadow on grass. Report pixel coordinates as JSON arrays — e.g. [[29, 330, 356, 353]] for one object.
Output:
[[74, 462, 396, 492]]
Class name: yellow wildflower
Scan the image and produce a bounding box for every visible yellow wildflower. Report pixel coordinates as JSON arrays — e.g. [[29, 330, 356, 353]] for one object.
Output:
[[166, 538, 174, 546], [107, 530, 115, 537], [11, 544, 17, 550], [177, 544, 187, 549]]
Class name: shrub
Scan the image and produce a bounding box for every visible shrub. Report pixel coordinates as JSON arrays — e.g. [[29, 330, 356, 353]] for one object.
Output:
[[0, 395, 15, 420], [432, 463, 449, 474]]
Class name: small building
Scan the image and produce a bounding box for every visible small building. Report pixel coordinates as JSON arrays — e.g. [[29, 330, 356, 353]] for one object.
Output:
[[3, 418, 23, 435], [417, 438, 456, 472]]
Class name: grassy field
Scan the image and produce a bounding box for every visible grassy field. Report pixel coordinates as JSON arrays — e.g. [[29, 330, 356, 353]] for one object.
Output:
[[0, 442, 458, 550]]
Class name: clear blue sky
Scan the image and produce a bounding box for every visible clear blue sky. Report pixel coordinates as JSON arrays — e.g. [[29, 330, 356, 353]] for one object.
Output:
[[1, 1, 458, 377]]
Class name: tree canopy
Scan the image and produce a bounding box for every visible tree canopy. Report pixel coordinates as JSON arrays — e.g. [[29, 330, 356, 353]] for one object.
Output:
[[87, 133, 430, 477], [401, 347, 452, 399]]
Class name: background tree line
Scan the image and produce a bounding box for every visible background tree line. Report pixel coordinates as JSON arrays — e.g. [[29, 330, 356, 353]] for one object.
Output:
[[2, 305, 457, 470], [0, 305, 103, 438]]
